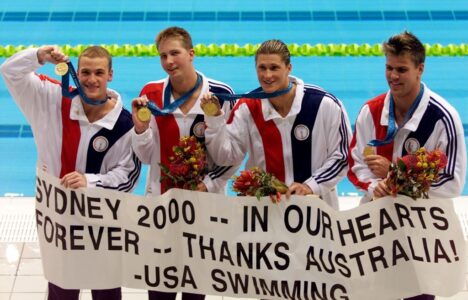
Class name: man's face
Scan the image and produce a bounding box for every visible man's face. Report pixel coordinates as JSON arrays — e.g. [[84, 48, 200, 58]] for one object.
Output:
[[77, 56, 113, 101], [385, 52, 424, 101], [255, 54, 291, 94], [158, 38, 194, 80]]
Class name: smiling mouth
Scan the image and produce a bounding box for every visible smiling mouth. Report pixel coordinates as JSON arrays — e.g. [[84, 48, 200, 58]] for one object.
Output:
[[84, 86, 99, 91]]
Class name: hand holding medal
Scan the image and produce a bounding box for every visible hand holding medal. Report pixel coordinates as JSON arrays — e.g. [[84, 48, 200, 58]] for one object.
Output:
[[201, 93, 221, 116], [131, 96, 152, 134], [36, 45, 70, 75], [137, 106, 152, 122], [132, 95, 151, 122], [363, 144, 391, 179], [363, 145, 375, 157]]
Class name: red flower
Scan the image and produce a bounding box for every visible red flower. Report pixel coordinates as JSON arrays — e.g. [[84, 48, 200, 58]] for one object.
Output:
[[385, 148, 448, 200], [400, 154, 420, 170], [232, 167, 288, 200], [160, 136, 207, 191], [232, 170, 262, 195], [169, 163, 190, 177], [429, 149, 448, 169]]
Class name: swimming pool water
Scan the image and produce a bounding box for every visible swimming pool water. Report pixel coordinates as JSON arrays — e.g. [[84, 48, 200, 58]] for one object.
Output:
[[1, 56, 466, 196]]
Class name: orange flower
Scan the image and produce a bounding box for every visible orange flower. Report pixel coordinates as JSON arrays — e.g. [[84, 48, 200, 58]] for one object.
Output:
[[385, 148, 448, 200]]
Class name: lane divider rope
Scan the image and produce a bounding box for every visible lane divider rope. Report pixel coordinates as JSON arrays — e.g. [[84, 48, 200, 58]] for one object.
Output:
[[0, 43, 466, 57]]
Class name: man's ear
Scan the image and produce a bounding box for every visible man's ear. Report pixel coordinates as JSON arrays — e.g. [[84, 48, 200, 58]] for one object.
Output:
[[417, 63, 424, 78], [189, 48, 195, 62]]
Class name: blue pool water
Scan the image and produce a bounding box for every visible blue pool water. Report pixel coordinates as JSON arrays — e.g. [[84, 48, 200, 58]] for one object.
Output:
[[0, 0, 467, 196]]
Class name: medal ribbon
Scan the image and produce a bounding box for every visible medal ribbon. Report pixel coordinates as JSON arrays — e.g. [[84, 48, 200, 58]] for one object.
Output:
[[368, 83, 424, 146], [213, 81, 293, 102], [144, 74, 293, 117], [145, 73, 202, 116], [61, 62, 108, 106]]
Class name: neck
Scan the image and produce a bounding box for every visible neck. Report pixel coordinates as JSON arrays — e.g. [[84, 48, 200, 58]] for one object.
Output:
[[170, 70, 198, 96], [269, 83, 296, 117], [83, 97, 116, 123], [171, 71, 201, 114], [392, 84, 421, 117]]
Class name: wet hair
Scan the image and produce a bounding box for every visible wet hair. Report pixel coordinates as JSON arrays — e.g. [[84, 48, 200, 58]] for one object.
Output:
[[156, 26, 193, 50], [255, 39, 291, 65], [382, 31, 425, 66], [78, 46, 112, 70]]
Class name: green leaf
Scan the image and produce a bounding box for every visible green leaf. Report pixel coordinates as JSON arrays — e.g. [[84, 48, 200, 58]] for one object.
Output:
[[397, 159, 407, 171]]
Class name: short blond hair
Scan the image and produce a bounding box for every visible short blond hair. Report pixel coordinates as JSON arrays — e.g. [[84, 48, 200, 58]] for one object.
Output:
[[78, 46, 112, 70], [156, 26, 193, 50], [255, 39, 290, 65]]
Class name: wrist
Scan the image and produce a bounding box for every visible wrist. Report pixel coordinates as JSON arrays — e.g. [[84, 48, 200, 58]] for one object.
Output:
[[36, 49, 46, 65], [134, 125, 148, 135]]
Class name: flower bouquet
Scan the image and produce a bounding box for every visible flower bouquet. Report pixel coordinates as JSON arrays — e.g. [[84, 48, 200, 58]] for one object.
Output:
[[232, 167, 288, 201], [385, 148, 448, 200], [160, 136, 206, 190]]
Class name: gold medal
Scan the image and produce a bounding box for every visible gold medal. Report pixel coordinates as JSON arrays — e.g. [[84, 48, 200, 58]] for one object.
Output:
[[137, 107, 152, 122], [55, 62, 69, 76], [202, 102, 219, 116], [363, 145, 374, 157]]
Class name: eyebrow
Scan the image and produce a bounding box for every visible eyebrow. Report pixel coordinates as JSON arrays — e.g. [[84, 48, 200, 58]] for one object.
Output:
[[80, 67, 106, 71]]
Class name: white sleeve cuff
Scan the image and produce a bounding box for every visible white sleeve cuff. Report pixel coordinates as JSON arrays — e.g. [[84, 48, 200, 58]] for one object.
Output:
[[131, 126, 152, 143], [84, 173, 100, 187], [205, 111, 226, 128], [202, 177, 216, 193], [304, 178, 321, 196], [367, 180, 380, 198]]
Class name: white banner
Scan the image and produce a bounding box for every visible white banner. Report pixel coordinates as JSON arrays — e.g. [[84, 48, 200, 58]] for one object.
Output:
[[35, 169, 466, 300]]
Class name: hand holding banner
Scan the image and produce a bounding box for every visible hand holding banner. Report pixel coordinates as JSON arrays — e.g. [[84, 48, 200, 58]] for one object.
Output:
[[35, 169, 467, 299]]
